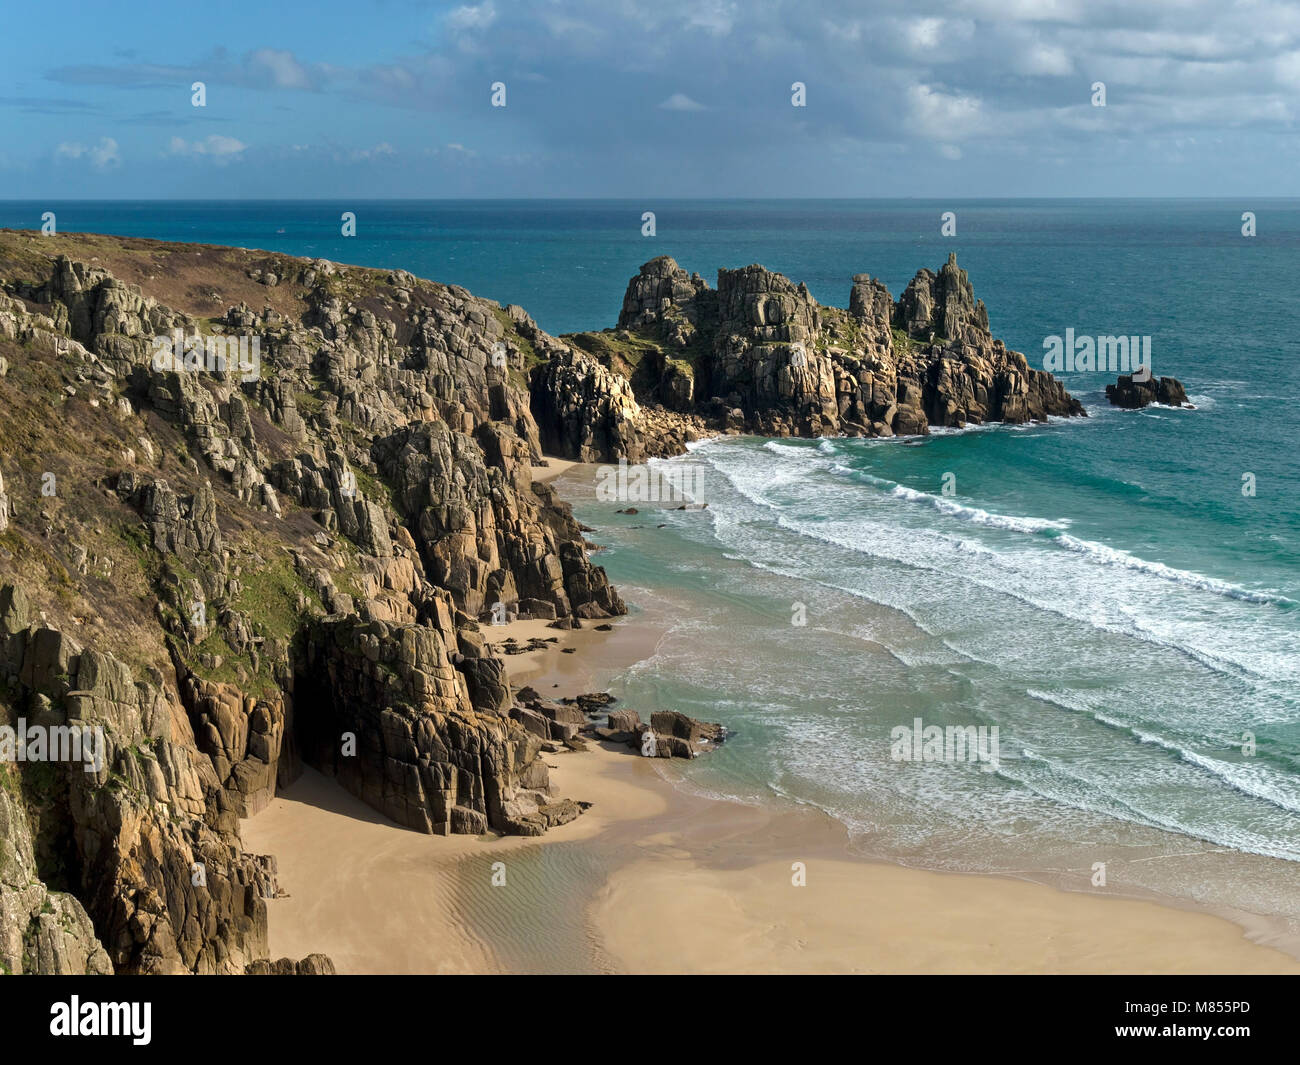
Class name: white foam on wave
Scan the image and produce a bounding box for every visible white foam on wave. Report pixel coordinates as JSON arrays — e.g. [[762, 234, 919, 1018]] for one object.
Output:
[[699, 444, 1296, 687], [1053, 533, 1294, 606], [1007, 748, 1300, 863], [1118, 607, 1299, 704], [826, 459, 1292, 609], [1027, 688, 1300, 817], [888, 483, 1072, 534], [762, 439, 814, 457], [684, 435, 723, 453]]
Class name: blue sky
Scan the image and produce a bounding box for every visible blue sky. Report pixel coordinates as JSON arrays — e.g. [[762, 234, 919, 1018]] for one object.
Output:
[[3, 0, 1300, 198]]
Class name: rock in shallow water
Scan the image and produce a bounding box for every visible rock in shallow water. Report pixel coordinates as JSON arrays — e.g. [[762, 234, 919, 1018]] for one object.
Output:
[[1105, 373, 1192, 409]]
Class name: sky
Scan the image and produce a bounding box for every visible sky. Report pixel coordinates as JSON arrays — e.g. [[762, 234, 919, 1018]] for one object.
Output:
[[3, 0, 1300, 198]]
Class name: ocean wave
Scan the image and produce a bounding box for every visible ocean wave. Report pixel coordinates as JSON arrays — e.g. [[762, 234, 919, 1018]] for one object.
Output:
[[1026, 689, 1300, 817], [727, 519, 1284, 689], [762, 439, 815, 457], [1007, 749, 1300, 863], [683, 435, 723, 452], [733, 450, 1292, 609], [1117, 608, 1299, 699], [887, 483, 1072, 533], [830, 465, 1078, 534], [1052, 534, 1294, 607], [697, 446, 1296, 686]]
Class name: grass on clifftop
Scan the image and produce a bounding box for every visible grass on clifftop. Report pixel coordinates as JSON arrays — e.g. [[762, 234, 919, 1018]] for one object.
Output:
[[563, 326, 700, 369], [0, 229, 311, 324]]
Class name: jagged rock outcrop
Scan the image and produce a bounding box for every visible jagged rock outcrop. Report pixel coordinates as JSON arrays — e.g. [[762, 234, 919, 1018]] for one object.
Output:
[[848, 274, 894, 348], [1106, 373, 1191, 409], [541, 252, 1084, 453], [294, 615, 579, 836], [373, 419, 622, 619], [529, 349, 655, 463], [0, 583, 284, 974], [0, 233, 634, 972], [895, 252, 990, 345], [245, 953, 336, 974], [639, 710, 727, 759], [180, 674, 294, 818], [589, 703, 727, 758], [618, 256, 714, 344], [708, 263, 838, 434]]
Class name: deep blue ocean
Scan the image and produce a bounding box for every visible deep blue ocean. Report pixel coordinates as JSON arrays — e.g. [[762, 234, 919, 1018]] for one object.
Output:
[[3, 200, 1297, 931]]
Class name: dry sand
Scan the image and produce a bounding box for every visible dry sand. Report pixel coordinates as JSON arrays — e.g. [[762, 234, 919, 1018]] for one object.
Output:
[[239, 456, 1300, 975], [531, 457, 579, 484], [240, 745, 668, 974], [243, 626, 1300, 975]]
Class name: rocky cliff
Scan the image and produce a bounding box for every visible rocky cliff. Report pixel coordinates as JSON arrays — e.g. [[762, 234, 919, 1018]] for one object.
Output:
[[542, 252, 1083, 457], [0, 231, 1084, 974], [0, 231, 624, 972]]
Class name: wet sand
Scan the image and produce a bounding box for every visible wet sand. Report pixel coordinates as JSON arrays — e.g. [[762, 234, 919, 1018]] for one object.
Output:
[[243, 622, 1300, 975], [239, 457, 1300, 975]]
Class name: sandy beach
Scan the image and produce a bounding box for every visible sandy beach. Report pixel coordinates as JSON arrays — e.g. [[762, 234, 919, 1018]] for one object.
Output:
[[238, 457, 1300, 975], [245, 711, 1300, 974], [591, 796, 1300, 975], [242, 508, 1300, 974]]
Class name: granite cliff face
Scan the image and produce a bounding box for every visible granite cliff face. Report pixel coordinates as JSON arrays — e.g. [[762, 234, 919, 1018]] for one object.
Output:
[[0, 232, 623, 972], [0, 232, 1085, 974], [1, 584, 277, 974], [540, 252, 1083, 458]]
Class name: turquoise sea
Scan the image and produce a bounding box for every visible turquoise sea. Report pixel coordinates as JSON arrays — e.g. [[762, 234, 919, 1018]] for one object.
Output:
[[4, 200, 1297, 936]]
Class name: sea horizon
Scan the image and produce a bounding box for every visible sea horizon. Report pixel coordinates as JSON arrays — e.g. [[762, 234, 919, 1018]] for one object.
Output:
[[6, 195, 1300, 201]]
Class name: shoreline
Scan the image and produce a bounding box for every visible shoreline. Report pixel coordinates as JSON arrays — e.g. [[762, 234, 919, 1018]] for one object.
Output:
[[244, 729, 1300, 974], [240, 457, 1300, 975]]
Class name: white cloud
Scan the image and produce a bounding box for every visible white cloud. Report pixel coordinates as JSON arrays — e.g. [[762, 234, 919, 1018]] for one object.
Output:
[[906, 18, 946, 50], [248, 48, 314, 90], [55, 137, 120, 169], [446, 2, 497, 32], [350, 142, 395, 161], [954, 0, 1088, 24], [168, 135, 248, 160], [907, 84, 984, 139], [685, 1, 737, 36], [1275, 50, 1300, 87], [1017, 41, 1074, 75], [658, 92, 706, 111]]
